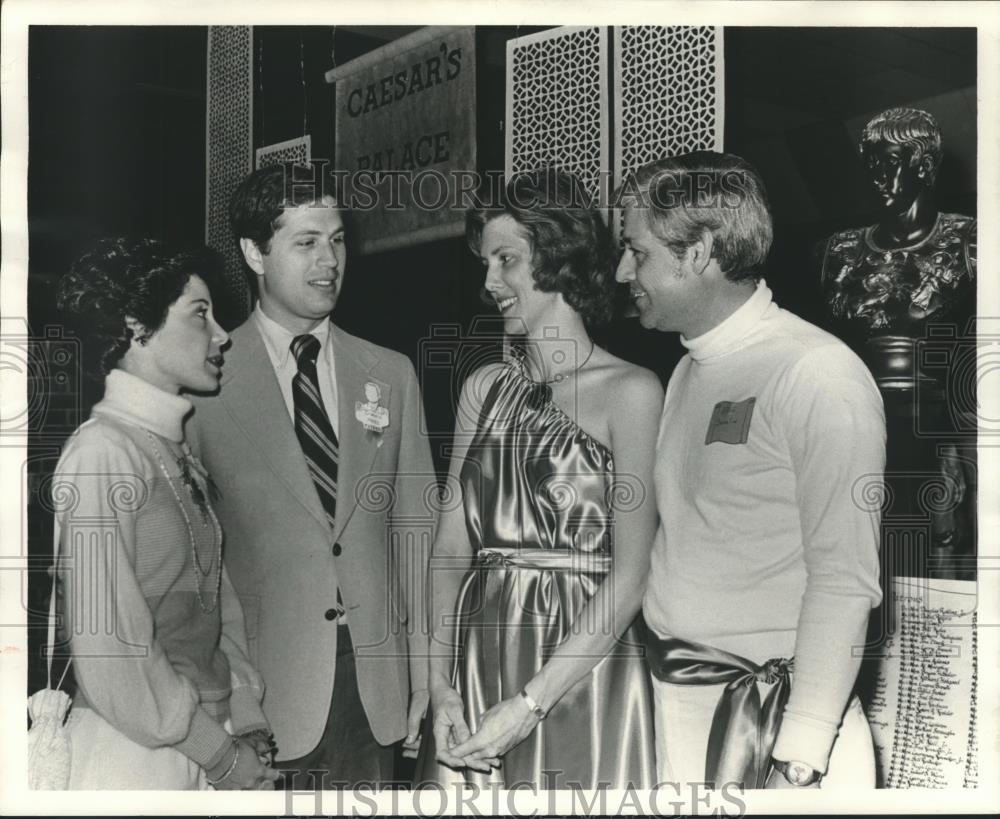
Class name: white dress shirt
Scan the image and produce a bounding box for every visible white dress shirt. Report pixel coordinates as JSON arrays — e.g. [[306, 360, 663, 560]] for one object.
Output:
[[253, 305, 340, 438]]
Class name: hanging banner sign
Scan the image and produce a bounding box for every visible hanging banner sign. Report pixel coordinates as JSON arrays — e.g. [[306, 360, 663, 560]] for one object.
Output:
[[327, 26, 476, 255]]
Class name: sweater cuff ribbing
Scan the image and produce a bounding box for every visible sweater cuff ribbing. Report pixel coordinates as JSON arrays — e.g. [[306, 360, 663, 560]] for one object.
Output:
[[172, 706, 232, 770], [228, 686, 269, 737], [772, 707, 840, 774]]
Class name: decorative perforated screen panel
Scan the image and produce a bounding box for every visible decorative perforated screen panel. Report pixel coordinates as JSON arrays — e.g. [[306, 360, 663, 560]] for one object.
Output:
[[206, 26, 254, 321], [505, 26, 609, 202], [505, 26, 723, 210], [256, 135, 312, 169], [614, 26, 724, 185]]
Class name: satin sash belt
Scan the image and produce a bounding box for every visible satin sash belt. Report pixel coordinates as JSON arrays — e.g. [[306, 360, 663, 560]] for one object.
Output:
[[645, 632, 794, 788], [475, 546, 611, 573]]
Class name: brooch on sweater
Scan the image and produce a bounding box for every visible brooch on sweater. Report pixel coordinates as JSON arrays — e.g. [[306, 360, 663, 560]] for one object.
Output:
[[177, 444, 219, 522]]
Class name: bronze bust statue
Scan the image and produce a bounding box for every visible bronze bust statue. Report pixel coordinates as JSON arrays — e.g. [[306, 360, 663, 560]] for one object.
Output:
[[822, 107, 976, 387], [820, 107, 976, 580]]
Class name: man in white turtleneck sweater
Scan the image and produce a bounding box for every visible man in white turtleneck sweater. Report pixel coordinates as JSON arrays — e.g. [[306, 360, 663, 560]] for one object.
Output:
[[616, 152, 885, 790]]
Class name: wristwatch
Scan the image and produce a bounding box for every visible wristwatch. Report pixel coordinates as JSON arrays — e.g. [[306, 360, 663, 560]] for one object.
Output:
[[519, 687, 547, 721], [771, 758, 822, 786]]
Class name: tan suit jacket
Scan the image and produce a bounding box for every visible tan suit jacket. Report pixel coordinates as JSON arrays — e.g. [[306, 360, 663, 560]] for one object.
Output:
[[188, 319, 435, 760]]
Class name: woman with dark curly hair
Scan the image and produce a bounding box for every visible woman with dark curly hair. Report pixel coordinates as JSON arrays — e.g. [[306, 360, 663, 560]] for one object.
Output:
[[52, 237, 279, 789], [421, 168, 662, 788]]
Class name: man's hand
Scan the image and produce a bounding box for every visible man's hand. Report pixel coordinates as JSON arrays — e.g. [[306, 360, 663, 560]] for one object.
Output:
[[430, 684, 474, 770], [446, 695, 539, 773], [402, 688, 430, 759]]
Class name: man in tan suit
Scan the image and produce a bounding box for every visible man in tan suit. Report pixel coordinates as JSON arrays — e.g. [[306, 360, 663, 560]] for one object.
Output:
[[188, 163, 435, 787]]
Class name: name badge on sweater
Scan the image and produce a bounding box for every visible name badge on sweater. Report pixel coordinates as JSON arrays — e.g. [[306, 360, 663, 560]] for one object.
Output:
[[705, 397, 756, 445]]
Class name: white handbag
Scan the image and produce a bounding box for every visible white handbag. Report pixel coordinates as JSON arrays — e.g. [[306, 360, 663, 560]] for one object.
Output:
[[27, 518, 72, 789]]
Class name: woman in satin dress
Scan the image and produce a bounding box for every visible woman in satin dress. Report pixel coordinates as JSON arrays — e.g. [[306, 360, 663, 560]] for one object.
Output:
[[421, 168, 663, 789]]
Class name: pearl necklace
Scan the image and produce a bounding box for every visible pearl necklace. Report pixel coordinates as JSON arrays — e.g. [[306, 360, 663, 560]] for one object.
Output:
[[143, 430, 222, 613]]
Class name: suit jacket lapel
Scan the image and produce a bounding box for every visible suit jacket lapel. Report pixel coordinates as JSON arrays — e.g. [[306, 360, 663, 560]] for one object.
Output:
[[330, 325, 390, 546], [219, 321, 329, 532]]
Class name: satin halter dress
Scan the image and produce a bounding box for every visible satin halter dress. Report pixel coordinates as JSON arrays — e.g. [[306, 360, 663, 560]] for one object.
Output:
[[420, 358, 656, 789]]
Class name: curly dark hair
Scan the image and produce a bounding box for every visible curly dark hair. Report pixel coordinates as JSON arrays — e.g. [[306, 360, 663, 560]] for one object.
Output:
[[57, 237, 225, 380], [229, 162, 341, 253], [466, 167, 617, 328]]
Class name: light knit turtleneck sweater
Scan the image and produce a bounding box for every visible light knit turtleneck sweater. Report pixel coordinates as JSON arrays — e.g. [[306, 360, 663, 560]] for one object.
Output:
[[54, 369, 268, 771], [643, 281, 886, 772]]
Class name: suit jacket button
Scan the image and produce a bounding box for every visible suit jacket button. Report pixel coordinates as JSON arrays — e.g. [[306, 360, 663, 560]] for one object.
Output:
[[332, 542, 342, 556], [325, 608, 338, 621]]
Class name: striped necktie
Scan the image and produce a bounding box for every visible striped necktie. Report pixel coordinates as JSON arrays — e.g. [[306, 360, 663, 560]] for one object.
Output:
[[290, 334, 339, 528]]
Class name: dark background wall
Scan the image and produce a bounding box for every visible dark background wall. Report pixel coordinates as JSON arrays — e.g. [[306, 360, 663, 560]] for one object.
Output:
[[725, 28, 976, 327], [27, 26, 213, 692], [238, 25, 978, 465], [28, 25, 978, 435], [28, 26, 210, 413], [26, 24, 977, 690]]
